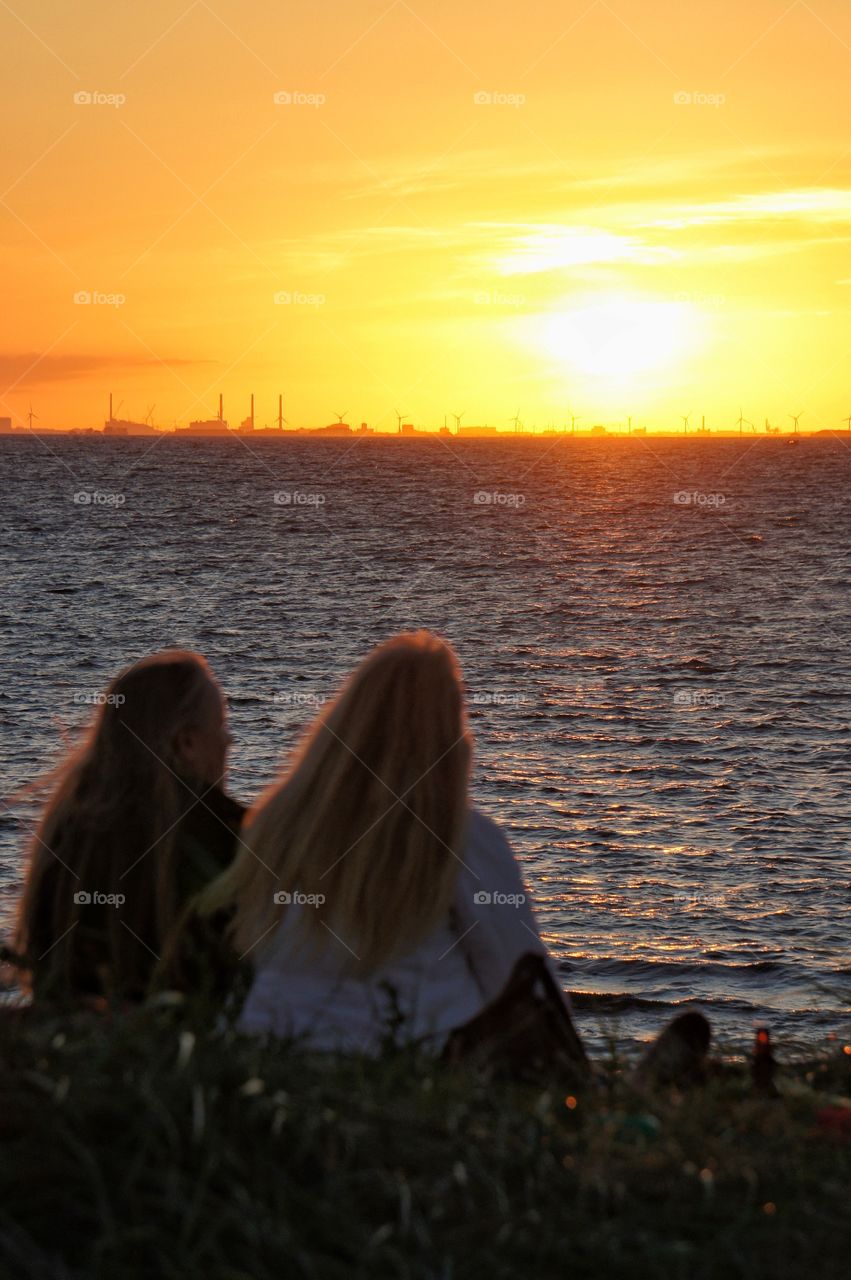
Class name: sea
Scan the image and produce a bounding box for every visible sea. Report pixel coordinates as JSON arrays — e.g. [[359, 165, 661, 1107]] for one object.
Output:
[[1, 432, 849, 1055]]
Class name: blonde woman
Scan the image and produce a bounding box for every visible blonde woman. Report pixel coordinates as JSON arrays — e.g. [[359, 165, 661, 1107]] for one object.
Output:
[[199, 631, 590, 1069], [10, 650, 244, 1005]]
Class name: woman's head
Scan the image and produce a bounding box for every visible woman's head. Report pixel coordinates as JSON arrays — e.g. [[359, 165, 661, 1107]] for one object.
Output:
[[14, 649, 231, 999], [89, 650, 230, 789], [208, 631, 472, 972]]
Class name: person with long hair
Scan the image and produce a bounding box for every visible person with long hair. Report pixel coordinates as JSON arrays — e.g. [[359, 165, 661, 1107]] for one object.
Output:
[[11, 649, 244, 1006], [197, 631, 592, 1068]]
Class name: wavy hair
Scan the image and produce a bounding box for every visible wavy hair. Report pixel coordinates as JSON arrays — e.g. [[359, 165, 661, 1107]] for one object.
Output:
[[14, 650, 223, 1001], [201, 631, 472, 973]]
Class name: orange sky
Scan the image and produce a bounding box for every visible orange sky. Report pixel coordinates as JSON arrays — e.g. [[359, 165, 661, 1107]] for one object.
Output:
[[2, 0, 850, 432]]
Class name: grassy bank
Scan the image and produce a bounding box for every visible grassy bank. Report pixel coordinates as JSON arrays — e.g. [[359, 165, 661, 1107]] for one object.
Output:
[[1, 1005, 849, 1280]]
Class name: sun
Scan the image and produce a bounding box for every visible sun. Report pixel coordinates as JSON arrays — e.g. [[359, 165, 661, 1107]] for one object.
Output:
[[539, 295, 698, 381]]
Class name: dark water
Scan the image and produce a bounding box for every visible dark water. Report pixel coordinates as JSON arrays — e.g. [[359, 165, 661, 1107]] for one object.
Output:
[[1, 433, 849, 1053]]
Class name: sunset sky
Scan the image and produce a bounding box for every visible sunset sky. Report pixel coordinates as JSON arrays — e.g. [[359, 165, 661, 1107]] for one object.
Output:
[[2, 0, 850, 432]]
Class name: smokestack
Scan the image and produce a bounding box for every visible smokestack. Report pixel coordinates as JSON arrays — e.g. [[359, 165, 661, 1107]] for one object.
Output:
[[218, 393, 223, 421], [250, 393, 254, 428], [109, 392, 112, 421]]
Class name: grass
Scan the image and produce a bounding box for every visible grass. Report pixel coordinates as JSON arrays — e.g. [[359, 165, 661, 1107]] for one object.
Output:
[[0, 1002, 849, 1280]]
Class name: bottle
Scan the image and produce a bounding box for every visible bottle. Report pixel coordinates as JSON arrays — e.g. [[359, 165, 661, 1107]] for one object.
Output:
[[752, 1026, 779, 1097]]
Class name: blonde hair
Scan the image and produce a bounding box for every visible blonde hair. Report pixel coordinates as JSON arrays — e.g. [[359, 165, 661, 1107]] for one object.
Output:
[[201, 631, 472, 972], [14, 650, 220, 1001]]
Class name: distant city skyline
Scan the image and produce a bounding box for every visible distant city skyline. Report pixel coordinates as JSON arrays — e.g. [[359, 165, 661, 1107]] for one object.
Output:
[[2, 389, 848, 438]]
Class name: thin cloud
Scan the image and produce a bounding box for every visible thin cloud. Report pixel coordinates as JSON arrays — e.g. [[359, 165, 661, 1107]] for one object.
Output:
[[0, 352, 215, 388]]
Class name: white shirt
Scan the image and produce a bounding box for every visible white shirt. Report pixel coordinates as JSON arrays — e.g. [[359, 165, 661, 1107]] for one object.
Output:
[[238, 808, 568, 1054]]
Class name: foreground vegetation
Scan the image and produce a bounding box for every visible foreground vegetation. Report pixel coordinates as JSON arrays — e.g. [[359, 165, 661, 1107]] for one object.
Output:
[[1, 1003, 849, 1280]]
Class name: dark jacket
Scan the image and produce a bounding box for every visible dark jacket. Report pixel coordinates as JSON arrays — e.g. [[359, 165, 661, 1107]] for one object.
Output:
[[26, 784, 246, 1007]]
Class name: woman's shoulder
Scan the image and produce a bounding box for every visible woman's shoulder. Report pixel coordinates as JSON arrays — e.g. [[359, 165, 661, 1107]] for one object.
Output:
[[465, 807, 517, 864], [460, 807, 529, 898]]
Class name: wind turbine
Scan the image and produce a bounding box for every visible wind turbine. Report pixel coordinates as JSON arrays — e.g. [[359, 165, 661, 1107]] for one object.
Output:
[[626, 415, 633, 434], [788, 410, 804, 434], [334, 409, 349, 425], [568, 412, 582, 434], [145, 405, 156, 425], [735, 407, 752, 435], [843, 413, 851, 433], [394, 408, 406, 433], [452, 411, 465, 433], [508, 410, 522, 433], [276, 394, 288, 431], [26, 403, 39, 430], [680, 412, 691, 434]]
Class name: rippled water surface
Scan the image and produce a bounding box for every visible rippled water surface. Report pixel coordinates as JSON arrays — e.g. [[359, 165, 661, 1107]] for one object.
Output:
[[1, 434, 849, 1050]]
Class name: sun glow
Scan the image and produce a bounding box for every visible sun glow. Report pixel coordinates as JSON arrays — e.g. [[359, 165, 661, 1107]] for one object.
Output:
[[539, 296, 699, 381]]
